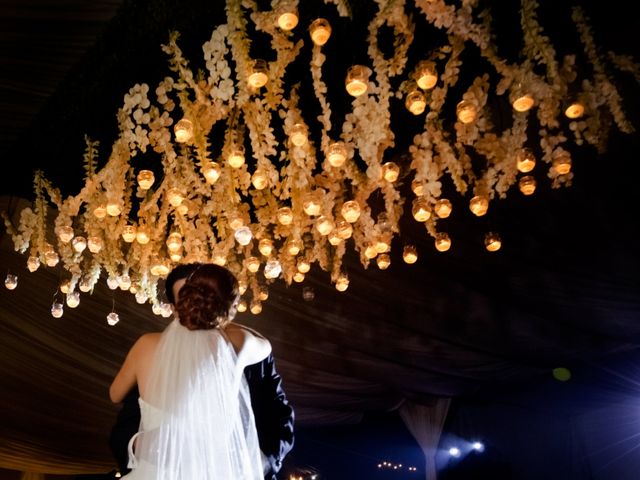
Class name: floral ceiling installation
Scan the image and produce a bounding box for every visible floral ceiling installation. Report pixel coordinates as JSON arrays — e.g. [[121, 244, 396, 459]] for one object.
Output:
[[3, 0, 639, 317]]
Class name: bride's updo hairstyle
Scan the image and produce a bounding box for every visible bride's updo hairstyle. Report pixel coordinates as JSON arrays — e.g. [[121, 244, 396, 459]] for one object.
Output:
[[171, 264, 240, 330]]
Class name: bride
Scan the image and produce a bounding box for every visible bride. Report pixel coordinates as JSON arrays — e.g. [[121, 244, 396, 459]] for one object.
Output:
[[109, 263, 271, 479]]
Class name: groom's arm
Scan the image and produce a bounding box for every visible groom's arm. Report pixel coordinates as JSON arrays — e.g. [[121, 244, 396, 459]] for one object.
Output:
[[244, 353, 295, 479]]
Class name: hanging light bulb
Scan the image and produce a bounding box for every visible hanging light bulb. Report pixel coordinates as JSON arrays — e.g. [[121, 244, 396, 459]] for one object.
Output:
[[382, 162, 400, 182], [341, 200, 361, 223], [435, 233, 452, 252], [411, 179, 425, 196], [552, 151, 572, 175], [237, 299, 247, 312], [415, 60, 438, 90], [565, 99, 585, 119], [405, 88, 427, 115], [135, 291, 148, 304], [227, 145, 245, 168], [327, 141, 347, 167], [293, 271, 305, 283], [345, 65, 369, 97], [27, 256, 40, 272], [57, 226, 74, 243], [264, 259, 282, 279], [137, 170, 155, 190], [376, 254, 391, 270], [287, 238, 303, 256], [251, 169, 269, 190], [335, 274, 349, 292], [44, 250, 59, 267], [456, 100, 477, 124], [276, 2, 298, 31], [519, 175, 537, 195], [202, 161, 221, 184], [484, 232, 502, 252], [469, 195, 489, 217], [403, 245, 418, 264], [212, 253, 227, 266], [136, 225, 150, 245], [248, 59, 269, 88], [277, 206, 293, 225], [335, 220, 353, 240], [4, 274, 17, 290], [434, 198, 452, 218], [122, 225, 137, 243], [165, 232, 182, 252], [107, 312, 120, 326], [107, 275, 119, 290], [78, 277, 92, 292], [364, 242, 378, 259], [72, 236, 87, 253], [315, 216, 335, 236], [174, 118, 194, 143], [289, 123, 308, 147], [516, 148, 536, 173], [88, 236, 103, 253], [66, 291, 80, 308], [309, 18, 331, 46], [106, 201, 121, 217], [60, 279, 70, 294], [297, 259, 311, 273], [258, 238, 274, 256], [303, 190, 323, 216], [246, 257, 260, 273], [170, 251, 183, 262], [166, 188, 184, 207], [328, 232, 342, 246], [51, 301, 64, 318], [510, 84, 535, 112], [412, 197, 431, 222], [250, 300, 262, 315], [149, 259, 170, 277], [93, 204, 107, 219]]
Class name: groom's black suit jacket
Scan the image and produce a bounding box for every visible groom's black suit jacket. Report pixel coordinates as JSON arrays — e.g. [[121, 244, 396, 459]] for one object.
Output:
[[109, 353, 294, 479]]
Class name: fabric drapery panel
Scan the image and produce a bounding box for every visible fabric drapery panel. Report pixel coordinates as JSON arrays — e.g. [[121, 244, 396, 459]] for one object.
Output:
[[399, 398, 451, 480]]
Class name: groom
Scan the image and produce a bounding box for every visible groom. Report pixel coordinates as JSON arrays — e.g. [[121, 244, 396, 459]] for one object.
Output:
[[109, 264, 295, 480]]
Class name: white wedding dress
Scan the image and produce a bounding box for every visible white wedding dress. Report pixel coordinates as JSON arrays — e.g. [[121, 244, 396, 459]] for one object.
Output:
[[123, 319, 263, 480]]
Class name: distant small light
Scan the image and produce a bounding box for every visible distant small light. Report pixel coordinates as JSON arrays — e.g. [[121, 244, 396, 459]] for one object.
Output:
[[553, 367, 572, 381], [448, 447, 461, 457], [472, 441, 485, 452]]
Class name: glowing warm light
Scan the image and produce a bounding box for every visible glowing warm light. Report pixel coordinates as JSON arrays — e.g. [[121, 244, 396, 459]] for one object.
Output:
[[469, 195, 489, 217], [345, 65, 369, 97], [412, 197, 431, 222], [166, 232, 183, 252], [335, 275, 349, 292], [107, 312, 120, 326], [122, 225, 137, 243], [297, 259, 311, 273], [456, 100, 477, 123], [565, 100, 585, 119], [327, 141, 347, 167], [166, 188, 184, 207], [415, 60, 438, 90], [246, 257, 260, 273], [277, 10, 298, 31], [251, 169, 268, 190], [106, 202, 121, 217], [519, 175, 536, 195], [435, 233, 451, 252], [382, 162, 400, 182], [309, 18, 331, 46], [403, 245, 418, 264], [484, 232, 502, 252], [553, 151, 572, 175], [516, 148, 536, 173], [4, 274, 18, 290], [341, 200, 361, 223], [174, 118, 194, 143], [51, 302, 64, 318], [377, 253, 391, 270], [88, 236, 103, 253], [434, 198, 452, 218], [405, 89, 427, 115], [66, 291, 80, 308], [290, 123, 308, 147], [45, 250, 59, 267], [137, 169, 155, 190], [335, 220, 353, 239], [27, 256, 40, 272], [72, 236, 87, 253], [93, 205, 107, 219], [258, 238, 274, 256], [287, 238, 302, 256], [303, 191, 323, 216], [264, 260, 282, 279], [411, 179, 424, 196], [136, 226, 150, 244], [248, 59, 269, 88], [511, 92, 535, 112], [227, 146, 245, 168], [250, 300, 262, 315], [237, 300, 247, 312], [277, 207, 294, 225], [203, 161, 221, 184], [316, 216, 335, 236], [57, 226, 74, 243], [292, 272, 305, 283]]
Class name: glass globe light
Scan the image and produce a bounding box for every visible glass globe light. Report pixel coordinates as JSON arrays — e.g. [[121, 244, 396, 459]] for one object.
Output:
[[78, 278, 92, 293], [435, 233, 451, 252], [106, 312, 120, 326], [553, 152, 572, 175], [227, 146, 245, 168], [137, 170, 155, 190], [44, 250, 59, 267], [136, 226, 150, 244], [335, 274, 349, 292], [405, 89, 427, 115], [315, 216, 334, 236], [510, 85, 535, 112], [212, 254, 227, 266], [287, 238, 303, 256], [66, 291, 80, 308], [411, 179, 425, 196], [403, 245, 418, 264], [93, 205, 107, 219], [202, 162, 221, 184], [51, 302, 64, 318], [309, 18, 331, 45], [106, 275, 119, 290], [238, 281, 248, 295], [60, 279, 70, 294], [277, 206, 293, 225], [4, 274, 17, 290], [237, 299, 247, 313], [415, 60, 438, 90], [264, 260, 282, 279], [106, 202, 121, 217], [484, 232, 502, 252], [258, 287, 269, 301], [516, 148, 536, 173], [293, 271, 305, 283], [277, 6, 298, 30], [57, 226, 74, 243], [246, 257, 260, 273], [166, 232, 183, 252], [27, 256, 40, 272], [303, 191, 323, 216], [327, 141, 347, 167], [434, 198, 452, 218], [297, 259, 311, 273], [565, 100, 585, 119], [345, 65, 369, 97], [88, 236, 103, 253], [376, 253, 391, 270], [328, 232, 342, 246], [519, 175, 537, 195], [170, 251, 183, 262], [135, 291, 148, 304], [248, 59, 269, 88], [174, 118, 194, 143], [364, 242, 378, 259], [258, 238, 274, 256], [166, 188, 184, 207], [250, 300, 262, 315], [118, 275, 132, 290], [289, 123, 308, 147], [335, 220, 353, 240], [412, 197, 431, 222], [382, 162, 400, 182], [469, 195, 489, 217], [456, 100, 477, 124], [251, 169, 269, 190], [121, 225, 137, 243], [341, 200, 361, 223], [72, 236, 87, 253], [149, 259, 170, 277]]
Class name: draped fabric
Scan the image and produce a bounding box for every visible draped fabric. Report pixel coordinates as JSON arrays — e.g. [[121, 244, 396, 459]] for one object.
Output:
[[399, 399, 451, 480]]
